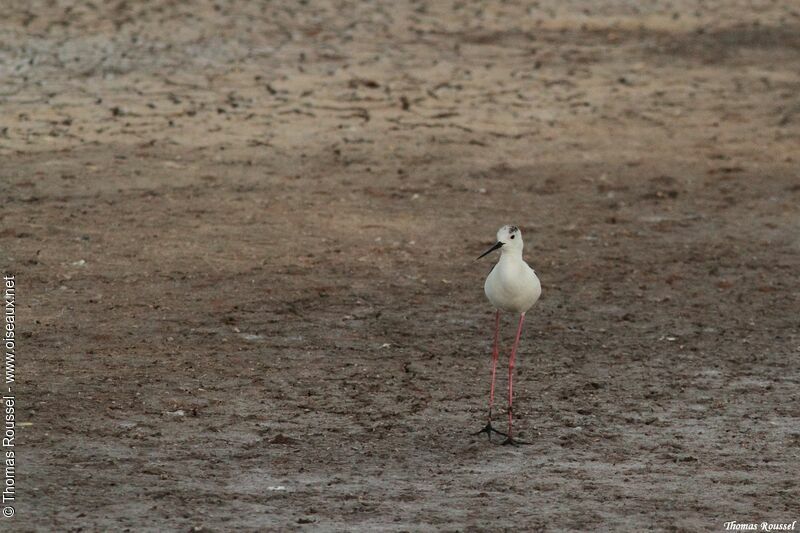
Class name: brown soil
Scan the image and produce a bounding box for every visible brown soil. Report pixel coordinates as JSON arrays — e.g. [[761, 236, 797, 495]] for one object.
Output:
[[3, 1, 799, 531]]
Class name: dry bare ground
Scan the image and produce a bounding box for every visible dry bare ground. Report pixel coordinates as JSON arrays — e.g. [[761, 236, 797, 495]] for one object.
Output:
[[2, 1, 799, 531]]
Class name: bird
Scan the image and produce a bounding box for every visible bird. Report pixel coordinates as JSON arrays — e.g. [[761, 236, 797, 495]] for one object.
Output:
[[474, 225, 541, 445]]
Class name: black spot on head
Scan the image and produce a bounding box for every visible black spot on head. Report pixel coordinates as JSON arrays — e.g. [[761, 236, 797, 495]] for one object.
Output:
[[508, 226, 519, 234]]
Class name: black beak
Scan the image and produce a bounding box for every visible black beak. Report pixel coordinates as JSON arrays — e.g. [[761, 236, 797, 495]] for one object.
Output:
[[476, 241, 503, 260]]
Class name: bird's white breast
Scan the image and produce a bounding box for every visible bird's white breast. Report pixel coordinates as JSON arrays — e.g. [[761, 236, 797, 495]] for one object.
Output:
[[484, 257, 541, 314]]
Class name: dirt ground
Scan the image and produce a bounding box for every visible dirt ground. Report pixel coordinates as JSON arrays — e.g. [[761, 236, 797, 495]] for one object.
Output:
[[2, 0, 799, 531]]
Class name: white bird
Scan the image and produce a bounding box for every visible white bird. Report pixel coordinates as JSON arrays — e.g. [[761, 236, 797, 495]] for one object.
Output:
[[475, 225, 541, 445]]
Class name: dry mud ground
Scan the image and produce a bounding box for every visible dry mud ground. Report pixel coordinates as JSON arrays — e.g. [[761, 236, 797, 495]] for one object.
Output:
[[2, 1, 800, 531]]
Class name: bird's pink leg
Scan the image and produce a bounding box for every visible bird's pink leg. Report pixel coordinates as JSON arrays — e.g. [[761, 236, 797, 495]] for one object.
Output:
[[488, 309, 501, 421], [504, 312, 526, 444], [474, 310, 506, 439]]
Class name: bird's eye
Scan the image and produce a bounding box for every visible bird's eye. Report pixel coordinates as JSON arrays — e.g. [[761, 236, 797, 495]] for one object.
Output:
[[510, 235, 515, 239]]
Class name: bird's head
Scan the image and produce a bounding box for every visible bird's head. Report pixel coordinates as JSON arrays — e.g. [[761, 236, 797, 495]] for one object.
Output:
[[477, 225, 523, 260]]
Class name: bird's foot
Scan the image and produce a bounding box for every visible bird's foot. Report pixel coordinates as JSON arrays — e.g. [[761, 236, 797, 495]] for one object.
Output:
[[501, 436, 530, 446], [473, 422, 507, 440]]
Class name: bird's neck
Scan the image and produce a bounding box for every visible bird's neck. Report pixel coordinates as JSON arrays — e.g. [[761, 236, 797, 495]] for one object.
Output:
[[500, 248, 523, 261]]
